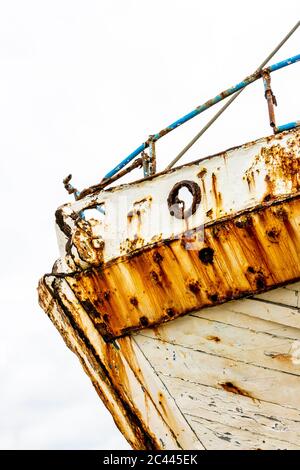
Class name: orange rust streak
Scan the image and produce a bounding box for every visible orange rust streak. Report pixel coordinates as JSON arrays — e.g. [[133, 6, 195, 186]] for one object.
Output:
[[66, 197, 300, 339], [269, 353, 293, 362], [245, 137, 300, 200], [219, 381, 257, 401], [211, 172, 223, 214]]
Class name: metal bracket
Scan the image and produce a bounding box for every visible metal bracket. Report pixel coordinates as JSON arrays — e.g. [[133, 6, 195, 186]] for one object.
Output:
[[148, 135, 156, 176], [262, 70, 277, 131], [142, 135, 157, 177], [63, 174, 80, 199]]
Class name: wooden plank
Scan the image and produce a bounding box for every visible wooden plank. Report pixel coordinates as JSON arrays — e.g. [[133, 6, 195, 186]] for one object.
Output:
[[139, 313, 300, 375], [185, 415, 298, 450], [191, 304, 300, 340], [41, 276, 202, 450], [254, 286, 300, 308], [65, 195, 300, 339], [283, 281, 300, 293], [57, 128, 300, 265], [118, 336, 204, 450], [161, 375, 300, 447], [225, 298, 300, 330], [134, 334, 300, 409]]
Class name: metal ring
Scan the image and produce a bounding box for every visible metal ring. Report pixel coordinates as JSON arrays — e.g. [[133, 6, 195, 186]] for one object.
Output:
[[167, 180, 201, 219]]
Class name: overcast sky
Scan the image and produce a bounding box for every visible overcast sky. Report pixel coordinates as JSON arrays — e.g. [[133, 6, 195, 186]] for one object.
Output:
[[0, 1, 299, 450]]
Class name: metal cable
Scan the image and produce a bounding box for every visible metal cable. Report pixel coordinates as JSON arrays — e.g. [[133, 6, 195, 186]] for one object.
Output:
[[165, 20, 300, 170]]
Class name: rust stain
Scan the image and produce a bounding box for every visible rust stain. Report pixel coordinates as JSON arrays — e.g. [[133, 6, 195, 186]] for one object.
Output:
[[156, 391, 183, 443], [197, 168, 207, 179], [266, 227, 281, 243], [134, 196, 152, 205], [166, 308, 175, 317], [127, 211, 134, 223], [64, 196, 300, 339], [197, 168, 208, 210], [120, 235, 145, 255], [245, 136, 300, 198], [246, 170, 256, 192], [130, 296, 139, 307], [38, 129, 300, 450], [206, 208, 213, 218], [115, 337, 183, 447], [188, 280, 201, 294], [268, 352, 292, 362], [118, 337, 144, 382], [158, 392, 168, 416], [220, 381, 256, 401], [151, 233, 163, 243], [124, 197, 153, 253], [206, 335, 221, 343], [198, 247, 214, 265], [72, 219, 105, 266], [211, 173, 223, 214], [39, 280, 158, 450], [167, 180, 201, 220], [139, 315, 149, 326]]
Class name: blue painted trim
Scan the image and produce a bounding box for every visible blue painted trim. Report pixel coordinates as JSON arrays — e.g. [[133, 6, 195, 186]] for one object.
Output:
[[104, 54, 300, 179], [104, 143, 146, 179], [276, 121, 300, 133]]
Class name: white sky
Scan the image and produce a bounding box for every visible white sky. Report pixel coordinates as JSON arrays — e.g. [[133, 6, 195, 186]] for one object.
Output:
[[0, 0, 299, 450]]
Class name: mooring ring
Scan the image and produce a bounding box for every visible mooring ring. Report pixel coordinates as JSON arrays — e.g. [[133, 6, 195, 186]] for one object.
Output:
[[167, 180, 201, 219]]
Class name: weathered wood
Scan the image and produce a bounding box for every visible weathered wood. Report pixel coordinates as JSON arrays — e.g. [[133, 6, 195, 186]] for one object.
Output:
[[138, 314, 300, 375], [191, 309, 300, 341], [135, 334, 300, 409], [186, 415, 299, 450], [55, 128, 300, 267], [226, 298, 300, 330], [39, 235, 300, 450], [162, 376, 300, 446], [39, 276, 203, 450], [254, 283, 300, 308], [64, 195, 300, 339]]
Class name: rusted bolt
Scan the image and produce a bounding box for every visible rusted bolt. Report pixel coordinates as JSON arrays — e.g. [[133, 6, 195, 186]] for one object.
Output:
[[209, 293, 218, 302], [188, 280, 200, 294], [167, 180, 201, 219], [139, 316, 149, 327], [198, 247, 214, 264], [130, 296, 139, 307], [166, 308, 175, 317], [266, 227, 280, 242], [274, 206, 288, 221], [198, 168, 207, 179], [153, 252, 163, 263], [150, 270, 160, 283], [207, 335, 221, 343], [256, 274, 266, 290], [104, 290, 110, 301], [220, 381, 254, 399], [235, 216, 253, 228], [263, 194, 272, 202]]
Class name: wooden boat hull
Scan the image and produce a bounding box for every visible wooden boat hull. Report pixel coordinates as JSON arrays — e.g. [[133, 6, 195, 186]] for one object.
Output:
[[38, 128, 300, 449], [39, 278, 300, 449]]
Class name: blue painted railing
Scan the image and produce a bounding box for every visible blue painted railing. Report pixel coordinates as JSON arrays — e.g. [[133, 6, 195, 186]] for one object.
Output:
[[276, 121, 300, 133], [104, 53, 300, 180]]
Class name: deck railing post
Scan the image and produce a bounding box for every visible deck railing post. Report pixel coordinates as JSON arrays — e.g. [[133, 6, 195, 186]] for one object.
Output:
[[148, 135, 156, 176]]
